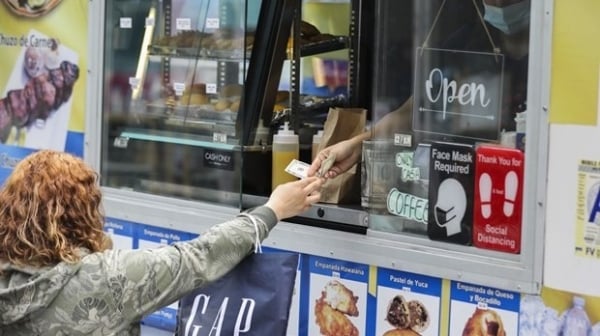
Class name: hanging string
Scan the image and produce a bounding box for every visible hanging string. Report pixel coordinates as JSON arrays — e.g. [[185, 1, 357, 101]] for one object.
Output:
[[471, 0, 500, 54], [420, 0, 448, 53]]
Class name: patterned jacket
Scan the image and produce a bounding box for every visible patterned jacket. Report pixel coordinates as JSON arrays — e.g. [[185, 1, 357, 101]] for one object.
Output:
[[0, 206, 277, 335]]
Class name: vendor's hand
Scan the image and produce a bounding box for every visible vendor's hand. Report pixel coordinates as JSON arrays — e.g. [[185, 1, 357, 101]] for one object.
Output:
[[266, 176, 324, 220], [308, 138, 362, 179]]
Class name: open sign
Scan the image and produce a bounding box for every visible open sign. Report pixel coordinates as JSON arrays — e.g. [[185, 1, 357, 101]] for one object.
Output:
[[412, 47, 504, 141]]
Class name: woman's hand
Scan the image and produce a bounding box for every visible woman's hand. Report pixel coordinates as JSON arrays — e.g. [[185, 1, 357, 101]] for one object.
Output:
[[266, 176, 324, 220]]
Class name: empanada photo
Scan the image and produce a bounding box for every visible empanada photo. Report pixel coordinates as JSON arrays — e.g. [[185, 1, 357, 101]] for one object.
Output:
[[462, 308, 506, 336], [315, 298, 359, 336], [322, 279, 359, 317]]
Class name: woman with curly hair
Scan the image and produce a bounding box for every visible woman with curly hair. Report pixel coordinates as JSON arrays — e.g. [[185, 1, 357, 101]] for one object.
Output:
[[0, 150, 323, 335]]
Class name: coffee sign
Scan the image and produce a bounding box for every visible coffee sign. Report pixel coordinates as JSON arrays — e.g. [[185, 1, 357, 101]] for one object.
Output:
[[413, 47, 504, 141]]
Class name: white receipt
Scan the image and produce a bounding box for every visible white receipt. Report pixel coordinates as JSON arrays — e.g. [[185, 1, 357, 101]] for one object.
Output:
[[285, 159, 310, 179]]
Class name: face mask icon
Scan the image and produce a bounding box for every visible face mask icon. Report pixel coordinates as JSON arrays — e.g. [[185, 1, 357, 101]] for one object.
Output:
[[435, 206, 456, 226], [434, 178, 467, 236]]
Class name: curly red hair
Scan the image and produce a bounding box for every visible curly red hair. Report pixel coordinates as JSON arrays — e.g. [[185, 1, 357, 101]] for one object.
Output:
[[0, 150, 105, 268]]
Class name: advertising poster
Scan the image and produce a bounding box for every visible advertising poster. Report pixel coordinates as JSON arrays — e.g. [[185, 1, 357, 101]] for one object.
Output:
[[448, 281, 520, 336], [0, 0, 87, 182], [303, 255, 373, 336], [135, 224, 196, 332], [104, 217, 135, 250], [575, 159, 600, 259], [375, 267, 442, 336]]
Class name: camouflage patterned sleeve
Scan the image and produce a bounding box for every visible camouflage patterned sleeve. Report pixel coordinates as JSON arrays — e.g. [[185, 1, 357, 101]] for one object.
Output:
[[99, 206, 277, 322]]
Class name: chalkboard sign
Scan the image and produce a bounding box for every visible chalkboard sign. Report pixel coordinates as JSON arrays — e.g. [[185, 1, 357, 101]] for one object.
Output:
[[413, 47, 504, 141]]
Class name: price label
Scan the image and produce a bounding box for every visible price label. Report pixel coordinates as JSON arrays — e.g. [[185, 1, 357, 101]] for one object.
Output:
[[213, 133, 228, 144], [476, 301, 489, 310], [402, 287, 412, 292], [394, 133, 412, 147], [176, 18, 191, 30], [128, 77, 140, 88], [206, 18, 220, 29], [206, 83, 217, 94], [173, 82, 185, 96], [113, 136, 129, 148], [120, 17, 132, 29], [145, 17, 155, 27]]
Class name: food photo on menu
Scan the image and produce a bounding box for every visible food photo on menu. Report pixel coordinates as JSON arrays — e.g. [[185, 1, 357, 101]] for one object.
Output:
[[461, 307, 506, 336], [0, 27, 79, 150], [3, 0, 64, 17], [310, 279, 366, 336]]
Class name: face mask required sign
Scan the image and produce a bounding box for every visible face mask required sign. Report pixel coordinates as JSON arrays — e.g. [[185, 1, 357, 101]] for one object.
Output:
[[427, 142, 475, 245], [413, 48, 504, 141]]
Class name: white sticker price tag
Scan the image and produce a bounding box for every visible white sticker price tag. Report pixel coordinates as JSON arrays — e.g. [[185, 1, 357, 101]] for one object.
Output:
[[206, 18, 220, 29], [285, 159, 310, 179], [128, 77, 140, 88], [145, 17, 155, 27], [176, 18, 191, 30], [120, 17, 132, 29], [213, 133, 227, 144], [206, 83, 217, 94], [173, 82, 185, 96], [394, 133, 412, 147]]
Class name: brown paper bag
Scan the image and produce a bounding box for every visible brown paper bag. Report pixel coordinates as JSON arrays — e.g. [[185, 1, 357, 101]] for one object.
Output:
[[317, 107, 367, 204]]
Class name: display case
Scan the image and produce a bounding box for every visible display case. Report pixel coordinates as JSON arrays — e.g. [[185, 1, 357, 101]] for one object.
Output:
[[97, 0, 297, 206]]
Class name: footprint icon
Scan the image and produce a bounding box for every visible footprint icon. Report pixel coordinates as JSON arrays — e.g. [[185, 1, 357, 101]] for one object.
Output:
[[479, 173, 492, 219], [504, 171, 518, 217]]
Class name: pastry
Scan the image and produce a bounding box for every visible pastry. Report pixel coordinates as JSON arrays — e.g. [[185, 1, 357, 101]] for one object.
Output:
[[219, 84, 243, 98], [180, 93, 208, 106], [462, 308, 506, 336], [322, 280, 359, 317], [4, 0, 63, 18], [383, 328, 421, 336], [314, 298, 358, 336], [407, 300, 429, 333], [188, 83, 206, 94], [386, 295, 411, 329], [273, 104, 286, 113], [214, 99, 230, 111], [229, 100, 240, 112]]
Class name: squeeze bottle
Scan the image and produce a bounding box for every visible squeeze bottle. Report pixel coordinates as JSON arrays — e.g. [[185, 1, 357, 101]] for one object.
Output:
[[272, 122, 299, 190]]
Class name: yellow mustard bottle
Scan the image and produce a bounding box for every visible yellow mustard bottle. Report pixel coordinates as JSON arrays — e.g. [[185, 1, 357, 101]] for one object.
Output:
[[272, 121, 299, 190]]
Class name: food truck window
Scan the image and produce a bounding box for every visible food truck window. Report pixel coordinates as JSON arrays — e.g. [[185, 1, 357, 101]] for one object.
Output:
[[366, 0, 530, 252]]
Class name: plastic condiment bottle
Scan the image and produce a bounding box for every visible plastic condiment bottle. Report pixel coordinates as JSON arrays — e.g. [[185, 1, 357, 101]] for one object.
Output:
[[312, 129, 324, 161], [559, 296, 591, 336], [272, 121, 299, 190]]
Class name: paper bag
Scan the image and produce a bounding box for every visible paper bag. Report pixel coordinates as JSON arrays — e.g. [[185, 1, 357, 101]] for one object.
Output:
[[317, 107, 367, 204]]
